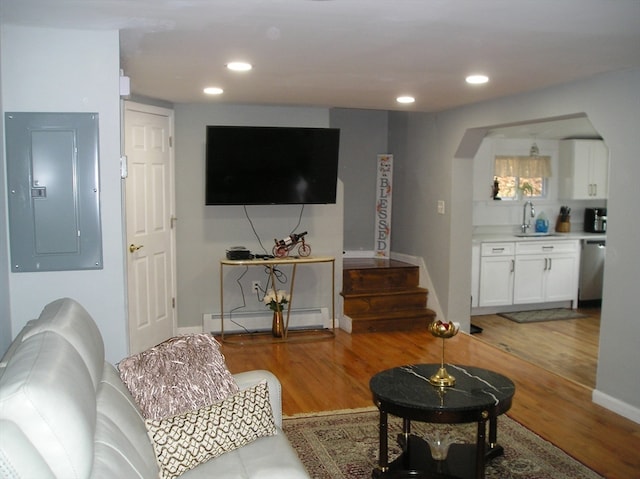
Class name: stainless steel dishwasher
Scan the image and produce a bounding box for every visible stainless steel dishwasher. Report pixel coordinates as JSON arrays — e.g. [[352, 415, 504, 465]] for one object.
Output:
[[579, 239, 606, 304]]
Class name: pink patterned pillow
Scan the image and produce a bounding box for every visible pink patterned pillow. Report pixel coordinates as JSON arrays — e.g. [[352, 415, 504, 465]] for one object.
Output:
[[118, 334, 239, 420]]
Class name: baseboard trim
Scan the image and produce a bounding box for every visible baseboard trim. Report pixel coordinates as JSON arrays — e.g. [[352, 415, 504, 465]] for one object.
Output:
[[176, 326, 203, 335], [592, 389, 640, 425]]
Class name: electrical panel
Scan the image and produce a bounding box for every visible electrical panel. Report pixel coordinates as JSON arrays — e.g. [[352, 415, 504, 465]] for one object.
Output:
[[5, 112, 103, 272]]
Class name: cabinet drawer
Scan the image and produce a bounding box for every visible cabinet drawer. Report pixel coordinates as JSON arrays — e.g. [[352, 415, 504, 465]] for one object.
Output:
[[516, 240, 579, 255], [481, 242, 514, 256]]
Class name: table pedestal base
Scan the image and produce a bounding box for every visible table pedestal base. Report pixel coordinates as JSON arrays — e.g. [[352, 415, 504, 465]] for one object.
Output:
[[372, 435, 504, 479]]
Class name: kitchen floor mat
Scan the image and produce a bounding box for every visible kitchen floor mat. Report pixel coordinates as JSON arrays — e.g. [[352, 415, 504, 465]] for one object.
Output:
[[499, 308, 587, 323]]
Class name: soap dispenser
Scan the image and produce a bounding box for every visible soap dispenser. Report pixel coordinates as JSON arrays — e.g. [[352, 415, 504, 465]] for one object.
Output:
[[535, 211, 549, 233]]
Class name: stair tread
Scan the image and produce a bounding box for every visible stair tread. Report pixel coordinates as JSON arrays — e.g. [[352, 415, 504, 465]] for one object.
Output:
[[343, 258, 417, 269], [341, 287, 428, 298]]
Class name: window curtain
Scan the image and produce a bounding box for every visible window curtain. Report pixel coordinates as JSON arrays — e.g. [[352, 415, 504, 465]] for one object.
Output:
[[494, 155, 552, 177]]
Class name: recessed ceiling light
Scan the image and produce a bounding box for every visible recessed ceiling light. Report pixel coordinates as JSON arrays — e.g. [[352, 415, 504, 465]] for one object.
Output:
[[226, 62, 252, 72], [396, 96, 415, 104], [466, 74, 489, 85], [203, 87, 224, 95]]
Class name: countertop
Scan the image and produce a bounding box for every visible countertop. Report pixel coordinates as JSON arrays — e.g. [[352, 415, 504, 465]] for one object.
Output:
[[472, 231, 606, 244]]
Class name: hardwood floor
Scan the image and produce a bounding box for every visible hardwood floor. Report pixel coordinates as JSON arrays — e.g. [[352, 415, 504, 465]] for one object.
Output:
[[221, 327, 640, 479], [470, 307, 601, 388]]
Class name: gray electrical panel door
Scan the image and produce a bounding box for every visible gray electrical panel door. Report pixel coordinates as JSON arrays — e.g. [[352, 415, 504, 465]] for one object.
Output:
[[5, 112, 103, 272]]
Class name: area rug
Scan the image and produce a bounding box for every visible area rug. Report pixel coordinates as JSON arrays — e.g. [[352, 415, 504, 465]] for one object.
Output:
[[498, 308, 587, 323], [282, 408, 602, 479]]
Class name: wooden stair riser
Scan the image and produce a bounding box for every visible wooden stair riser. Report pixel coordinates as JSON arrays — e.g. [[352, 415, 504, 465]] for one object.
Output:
[[349, 312, 435, 333], [343, 267, 419, 293], [343, 290, 428, 315]]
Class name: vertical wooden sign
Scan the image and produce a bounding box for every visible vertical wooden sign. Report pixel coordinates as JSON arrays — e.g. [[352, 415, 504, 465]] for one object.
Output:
[[374, 154, 393, 257]]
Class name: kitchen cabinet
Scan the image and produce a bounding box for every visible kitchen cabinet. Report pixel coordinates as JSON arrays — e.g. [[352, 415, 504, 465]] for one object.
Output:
[[559, 140, 609, 199], [471, 244, 480, 307], [513, 241, 580, 305], [479, 242, 515, 307]]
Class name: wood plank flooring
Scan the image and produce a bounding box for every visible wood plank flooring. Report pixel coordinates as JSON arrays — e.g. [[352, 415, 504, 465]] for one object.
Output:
[[221, 327, 640, 479], [470, 307, 601, 388]]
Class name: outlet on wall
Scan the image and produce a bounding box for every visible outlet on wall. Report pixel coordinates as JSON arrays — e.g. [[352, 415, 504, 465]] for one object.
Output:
[[252, 281, 261, 293], [437, 200, 446, 215]]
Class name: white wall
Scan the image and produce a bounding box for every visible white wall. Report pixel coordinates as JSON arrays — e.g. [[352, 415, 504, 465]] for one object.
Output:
[[1, 25, 128, 363], [173, 103, 343, 330], [0, 31, 10, 355], [390, 69, 640, 421], [330, 108, 389, 252]]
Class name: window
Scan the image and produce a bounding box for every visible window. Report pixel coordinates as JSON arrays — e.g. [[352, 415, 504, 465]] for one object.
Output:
[[494, 153, 551, 200], [495, 176, 547, 200]]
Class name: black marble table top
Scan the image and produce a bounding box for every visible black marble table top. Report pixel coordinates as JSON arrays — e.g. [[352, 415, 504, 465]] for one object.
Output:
[[370, 364, 515, 423]]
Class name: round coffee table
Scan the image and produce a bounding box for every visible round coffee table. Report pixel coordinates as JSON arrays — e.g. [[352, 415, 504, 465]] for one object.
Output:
[[370, 364, 515, 479]]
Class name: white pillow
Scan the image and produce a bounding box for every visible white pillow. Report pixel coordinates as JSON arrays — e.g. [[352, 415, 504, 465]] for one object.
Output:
[[145, 381, 276, 479]]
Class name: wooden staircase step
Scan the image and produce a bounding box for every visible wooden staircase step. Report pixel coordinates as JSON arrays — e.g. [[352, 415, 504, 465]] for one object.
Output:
[[343, 265, 419, 293], [347, 308, 437, 333], [342, 288, 428, 315], [341, 258, 434, 334]]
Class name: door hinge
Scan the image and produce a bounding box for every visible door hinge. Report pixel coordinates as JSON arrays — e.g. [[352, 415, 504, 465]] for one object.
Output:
[[120, 155, 128, 178], [169, 136, 173, 148], [172, 297, 176, 308]]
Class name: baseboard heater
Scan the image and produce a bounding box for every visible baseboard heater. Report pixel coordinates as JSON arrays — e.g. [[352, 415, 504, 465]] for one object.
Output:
[[203, 307, 329, 334]]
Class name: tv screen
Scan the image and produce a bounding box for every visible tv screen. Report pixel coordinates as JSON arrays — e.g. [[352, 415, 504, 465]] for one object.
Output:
[[205, 126, 340, 205]]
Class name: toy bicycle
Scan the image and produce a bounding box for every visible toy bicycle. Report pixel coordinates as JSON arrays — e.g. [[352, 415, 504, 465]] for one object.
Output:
[[273, 231, 311, 258]]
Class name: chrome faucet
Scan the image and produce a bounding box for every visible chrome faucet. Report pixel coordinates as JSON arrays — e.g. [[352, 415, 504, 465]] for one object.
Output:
[[521, 201, 535, 233]]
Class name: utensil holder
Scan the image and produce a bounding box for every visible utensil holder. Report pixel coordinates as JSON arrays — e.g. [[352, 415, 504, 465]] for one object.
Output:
[[556, 216, 571, 232]]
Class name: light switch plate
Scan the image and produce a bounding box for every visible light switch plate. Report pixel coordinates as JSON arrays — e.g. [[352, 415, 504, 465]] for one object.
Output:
[[437, 200, 445, 215]]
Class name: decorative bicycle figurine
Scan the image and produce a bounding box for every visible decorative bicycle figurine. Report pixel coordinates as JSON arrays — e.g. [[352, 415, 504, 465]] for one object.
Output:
[[273, 231, 311, 258]]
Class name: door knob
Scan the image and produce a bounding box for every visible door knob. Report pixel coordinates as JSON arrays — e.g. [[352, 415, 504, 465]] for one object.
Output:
[[129, 244, 144, 253]]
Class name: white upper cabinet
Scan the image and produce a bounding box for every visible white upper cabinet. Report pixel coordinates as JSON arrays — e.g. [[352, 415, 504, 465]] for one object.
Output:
[[558, 140, 609, 199]]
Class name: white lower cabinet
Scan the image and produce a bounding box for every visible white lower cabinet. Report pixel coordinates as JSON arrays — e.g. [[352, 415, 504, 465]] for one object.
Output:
[[479, 243, 515, 307], [471, 244, 480, 307], [513, 241, 580, 305], [478, 240, 580, 308]]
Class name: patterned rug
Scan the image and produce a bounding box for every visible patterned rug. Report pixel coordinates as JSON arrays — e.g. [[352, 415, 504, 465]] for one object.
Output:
[[283, 408, 602, 479], [498, 308, 587, 323]]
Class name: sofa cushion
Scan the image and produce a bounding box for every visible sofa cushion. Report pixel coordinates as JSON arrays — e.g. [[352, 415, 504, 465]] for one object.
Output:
[[119, 333, 239, 421], [0, 332, 97, 479], [23, 297, 105, 390], [91, 364, 160, 479], [145, 381, 276, 479], [180, 431, 309, 479]]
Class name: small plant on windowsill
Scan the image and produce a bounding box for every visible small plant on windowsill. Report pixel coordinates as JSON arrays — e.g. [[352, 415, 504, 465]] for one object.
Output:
[[519, 182, 534, 198]]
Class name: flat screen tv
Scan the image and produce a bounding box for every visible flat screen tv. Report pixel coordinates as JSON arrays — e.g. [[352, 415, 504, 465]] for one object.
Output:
[[205, 126, 340, 205]]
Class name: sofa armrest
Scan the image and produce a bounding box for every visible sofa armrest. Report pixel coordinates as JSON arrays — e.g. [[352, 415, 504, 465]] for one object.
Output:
[[232, 370, 283, 427]]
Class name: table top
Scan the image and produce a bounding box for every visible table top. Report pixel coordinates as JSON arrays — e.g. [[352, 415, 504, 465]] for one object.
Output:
[[370, 364, 515, 423], [221, 255, 335, 266]]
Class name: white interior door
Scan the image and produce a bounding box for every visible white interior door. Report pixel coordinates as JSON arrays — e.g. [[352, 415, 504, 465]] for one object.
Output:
[[124, 102, 176, 354]]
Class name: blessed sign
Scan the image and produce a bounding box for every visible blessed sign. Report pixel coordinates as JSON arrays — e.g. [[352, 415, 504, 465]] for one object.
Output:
[[374, 154, 393, 257]]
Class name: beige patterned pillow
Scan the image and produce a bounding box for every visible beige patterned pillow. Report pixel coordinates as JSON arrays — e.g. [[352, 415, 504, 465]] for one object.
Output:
[[145, 381, 276, 479], [118, 334, 239, 420]]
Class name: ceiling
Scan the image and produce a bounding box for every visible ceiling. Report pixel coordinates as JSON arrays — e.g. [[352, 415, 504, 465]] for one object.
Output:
[[2, 0, 640, 135]]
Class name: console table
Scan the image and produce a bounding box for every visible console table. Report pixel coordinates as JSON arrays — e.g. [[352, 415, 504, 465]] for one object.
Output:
[[370, 364, 515, 479], [219, 256, 335, 344]]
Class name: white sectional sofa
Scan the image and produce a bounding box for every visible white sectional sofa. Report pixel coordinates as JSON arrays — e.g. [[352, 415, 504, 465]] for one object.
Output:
[[0, 298, 310, 479]]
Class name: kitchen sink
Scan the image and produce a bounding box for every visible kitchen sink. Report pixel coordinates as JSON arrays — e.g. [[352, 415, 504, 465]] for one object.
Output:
[[514, 232, 561, 237]]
